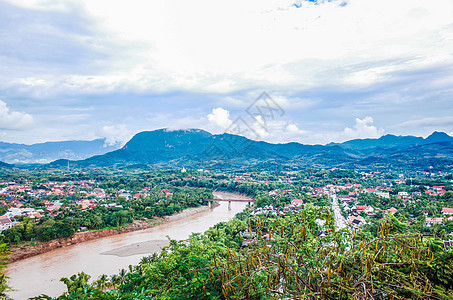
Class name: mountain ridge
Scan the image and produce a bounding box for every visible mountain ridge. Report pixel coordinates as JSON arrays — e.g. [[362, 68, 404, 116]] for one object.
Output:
[[328, 131, 453, 150], [0, 138, 120, 164], [45, 129, 453, 171]]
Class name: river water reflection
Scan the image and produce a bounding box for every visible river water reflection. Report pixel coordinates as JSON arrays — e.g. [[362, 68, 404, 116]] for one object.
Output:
[[5, 192, 247, 299]]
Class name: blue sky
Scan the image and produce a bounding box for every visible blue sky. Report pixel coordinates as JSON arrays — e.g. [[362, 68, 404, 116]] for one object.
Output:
[[1, 0, 453, 145]]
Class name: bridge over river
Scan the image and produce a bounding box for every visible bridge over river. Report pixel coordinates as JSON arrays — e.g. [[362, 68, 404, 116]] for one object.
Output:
[[205, 197, 255, 209]]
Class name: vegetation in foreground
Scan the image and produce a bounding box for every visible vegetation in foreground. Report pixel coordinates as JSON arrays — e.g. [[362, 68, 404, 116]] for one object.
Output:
[[30, 205, 453, 299]]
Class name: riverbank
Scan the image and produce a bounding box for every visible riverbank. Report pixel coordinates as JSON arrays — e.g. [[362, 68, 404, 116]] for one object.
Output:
[[5, 196, 247, 300], [8, 203, 219, 263]]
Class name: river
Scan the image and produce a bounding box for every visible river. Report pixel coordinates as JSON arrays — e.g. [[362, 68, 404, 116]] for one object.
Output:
[[5, 192, 248, 299]]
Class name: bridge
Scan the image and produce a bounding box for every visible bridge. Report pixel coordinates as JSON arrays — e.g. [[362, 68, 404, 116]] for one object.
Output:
[[204, 198, 255, 203], [204, 198, 255, 210]]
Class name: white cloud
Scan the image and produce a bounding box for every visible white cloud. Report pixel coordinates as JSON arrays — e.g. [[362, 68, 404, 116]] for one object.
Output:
[[207, 106, 309, 142], [395, 116, 453, 128], [5, 0, 453, 95], [101, 124, 132, 146], [207, 108, 233, 130], [0, 100, 34, 130], [286, 124, 306, 135], [343, 117, 384, 139], [250, 115, 270, 139], [3, 0, 79, 12]]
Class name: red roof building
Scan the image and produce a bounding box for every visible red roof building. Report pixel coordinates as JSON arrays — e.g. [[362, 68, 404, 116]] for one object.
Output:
[[442, 208, 453, 215]]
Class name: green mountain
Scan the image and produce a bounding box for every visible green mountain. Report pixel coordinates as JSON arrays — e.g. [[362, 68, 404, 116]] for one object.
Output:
[[0, 139, 120, 164], [46, 129, 453, 171], [0, 161, 12, 169], [331, 131, 453, 151]]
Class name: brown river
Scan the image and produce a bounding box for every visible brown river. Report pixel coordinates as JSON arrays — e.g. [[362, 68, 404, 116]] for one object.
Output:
[[5, 192, 248, 299]]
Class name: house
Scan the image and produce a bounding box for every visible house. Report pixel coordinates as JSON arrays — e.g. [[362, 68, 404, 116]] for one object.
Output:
[[347, 215, 365, 227], [432, 186, 444, 191], [425, 217, 443, 227], [442, 208, 453, 215], [425, 190, 437, 196], [269, 189, 280, 196], [30, 212, 42, 219], [386, 207, 398, 214], [102, 203, 124, 209], [291, 199, 303, 207], [161, 189, 173, 197], [337, 194, 351, 201], [363, 188, 376, 194], [353, 206, 374, 214], [377, 192, 390, 199], [4, 207, 23, 219], [0, 216, 14, 231], [118, 192, 131, 200], [46, 204, 60, 212], [398, 191, 409, 198]]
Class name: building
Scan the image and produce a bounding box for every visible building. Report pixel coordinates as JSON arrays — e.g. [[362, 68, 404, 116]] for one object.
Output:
[[425, 217, 443, 227], [386, 207, 398, 214], [398, 191, 409, 198], [442, 208, 453, 215], [291, 199, 303, 207], [347, 215, 365, 227], [0, 216, 14, 231], [353, 206, 374, 214], [377, 191, 390, 199]]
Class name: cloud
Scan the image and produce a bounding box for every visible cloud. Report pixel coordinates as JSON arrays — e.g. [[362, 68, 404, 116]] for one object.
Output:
[[286, 124, 306, 135], [1, 0, 453, 145], [207, 108, 233, 130], [250, 115, 270, 139], [101, 124, 132, 146], [395, 116, 453, 128], [0, 100, 34, 130], [206, 105, 310, 143], [2, 0, 453, 96], [343, 117, 384, 139]]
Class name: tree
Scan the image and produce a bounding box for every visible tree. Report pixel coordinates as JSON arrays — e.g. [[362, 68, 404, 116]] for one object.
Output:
[[60, 272, 91, 295], [0, 242, 10, 299]]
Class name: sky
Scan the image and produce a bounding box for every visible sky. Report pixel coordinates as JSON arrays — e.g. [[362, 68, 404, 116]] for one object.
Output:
[[1, 0, 453, 146]]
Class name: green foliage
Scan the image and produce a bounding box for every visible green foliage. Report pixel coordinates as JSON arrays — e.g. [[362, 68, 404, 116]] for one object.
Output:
[[0, 242, 10, 299], [40, 206, 452, 299]]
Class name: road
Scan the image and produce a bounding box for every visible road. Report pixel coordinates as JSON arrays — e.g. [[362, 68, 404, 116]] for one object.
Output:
[[330, 194, 347, 230]]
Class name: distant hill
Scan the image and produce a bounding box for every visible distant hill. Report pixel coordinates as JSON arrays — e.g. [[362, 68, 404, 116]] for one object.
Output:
[[330, 131, 453, 151], [0, 161, 12, 169], [47, 129, 453, 171], [0, 139, 120, 164]]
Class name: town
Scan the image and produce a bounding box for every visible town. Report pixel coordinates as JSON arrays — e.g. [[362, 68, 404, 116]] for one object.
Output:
[[1, 168, 452, 247]]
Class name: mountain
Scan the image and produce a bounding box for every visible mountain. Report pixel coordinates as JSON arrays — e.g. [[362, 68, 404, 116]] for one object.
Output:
[[423, 131, 453, 144], [47, 129, 453, 171], [0, 161, 12, 169], [333, 134, 424, 150], [331, 131, 453, 151], [0, 139, 120, 164]]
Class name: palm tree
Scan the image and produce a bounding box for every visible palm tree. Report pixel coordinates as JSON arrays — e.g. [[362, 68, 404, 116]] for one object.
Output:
[[94, 274, 109, 291], [118, 268, 127, 285], [140, 256, 152, 265]]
